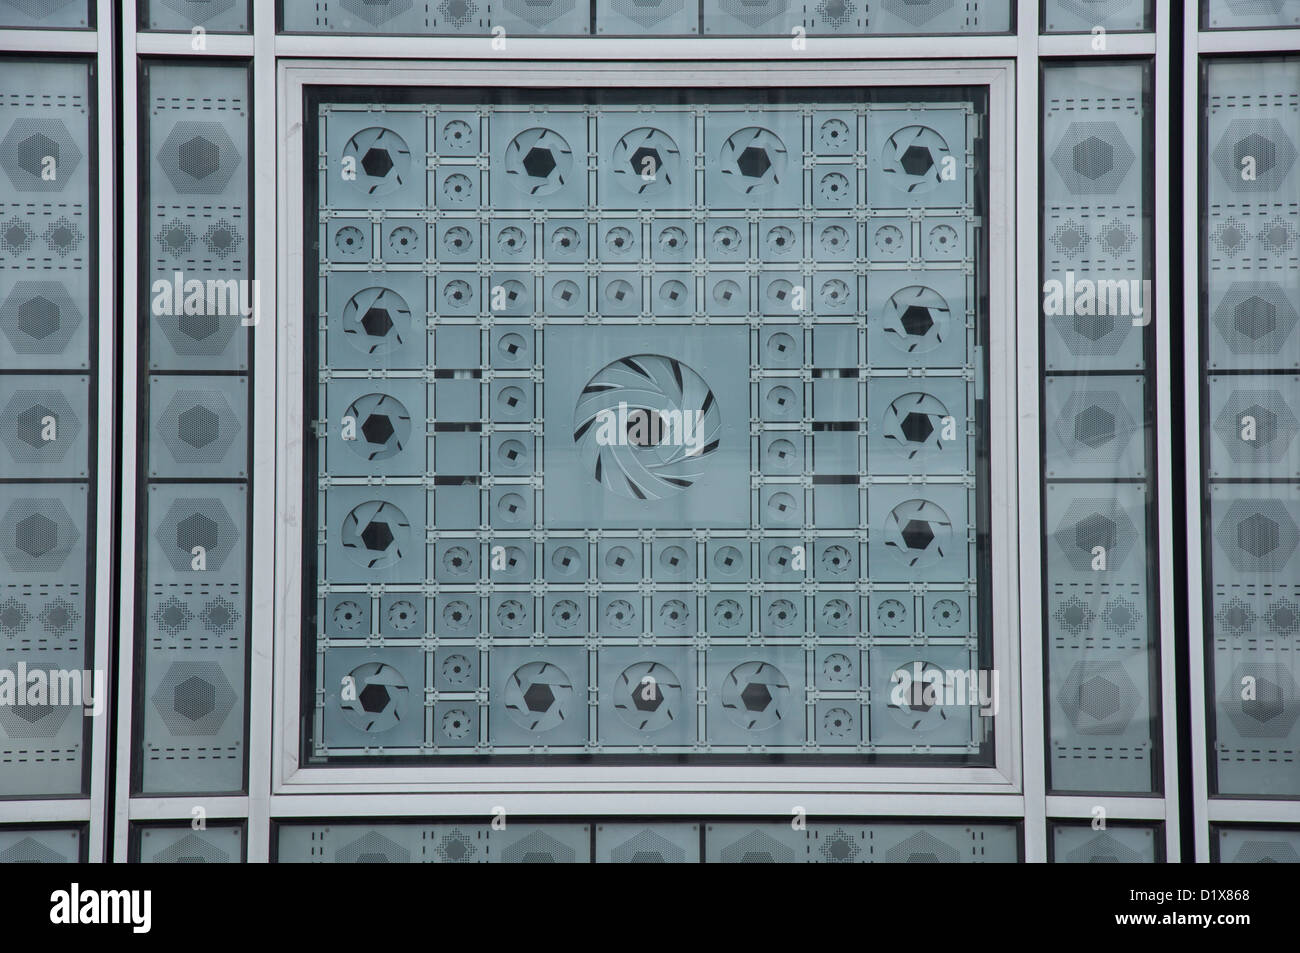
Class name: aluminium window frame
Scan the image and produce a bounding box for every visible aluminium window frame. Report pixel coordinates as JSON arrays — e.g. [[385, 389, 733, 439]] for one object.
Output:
[[271, 58, 1022, 798]]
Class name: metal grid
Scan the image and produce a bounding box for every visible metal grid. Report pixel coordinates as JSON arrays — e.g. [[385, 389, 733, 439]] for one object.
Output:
[[306, 90, 989, 761]]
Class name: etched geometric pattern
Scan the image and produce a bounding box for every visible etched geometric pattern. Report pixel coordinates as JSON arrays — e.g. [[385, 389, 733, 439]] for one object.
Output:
[[309, 88, 989, 762]]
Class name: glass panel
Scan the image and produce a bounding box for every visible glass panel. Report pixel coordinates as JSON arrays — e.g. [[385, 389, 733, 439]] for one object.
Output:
[[1212, 825, 1300, 862], [142, 0, 251, 33], [132, 822, 245, 862], [1041, 61, 1161, 794], [280, 0, 1012, 35], [305, 86, 994, 765], [0, 57, 96, 799], [134, 62, 252, 795], [1203, 0, 1300, 31], [0, 825, 83, 862], [275, 818, 1020, 861], [1048, 820, 1162, 861], [1042, 0, 1151, 33], [1202, 57, 1300, 799], [0, 0, 91, 29]]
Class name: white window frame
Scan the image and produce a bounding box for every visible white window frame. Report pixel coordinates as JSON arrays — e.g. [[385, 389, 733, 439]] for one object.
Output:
[[269, 58, 1023, 801]]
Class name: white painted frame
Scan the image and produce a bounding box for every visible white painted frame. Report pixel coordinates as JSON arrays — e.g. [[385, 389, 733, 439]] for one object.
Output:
[[272, 58, 1021, 805]]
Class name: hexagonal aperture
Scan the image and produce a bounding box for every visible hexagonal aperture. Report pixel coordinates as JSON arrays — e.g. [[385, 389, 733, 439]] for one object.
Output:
[[0, 118, 83, 193], [504, 127, 574, 198], [1059, 661, 1139, 734], [0, 281, 83, 356], [1215, 500, 1299, 572], [157, 121, 242, 195], [156, 389, 242, 466], [0, 389, 80, 462], [338, 662, 410, 734], [719, 126, 788, 197], [721, 660, 790, 731], [1053, 499, 1139, 572], [881, 0, 956, 27], [1214, 393, 1299, 463], [154, 497, 239, 573], [1055, 391, 1137, 459], [152, 661, 236, 736], [612, 661, 682, 733], [337, 0, 415, 25], [1220, 663, 1299, 738], [1212, 282, 1300, 355], [503, 661, 574, 732], [1212, 118, 1298, 193], [0, 498, 79, 573], [1050, 121, 1135, 195]]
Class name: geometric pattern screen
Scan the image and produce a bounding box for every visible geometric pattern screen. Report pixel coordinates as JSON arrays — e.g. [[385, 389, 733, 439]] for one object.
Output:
[[133, 61, 252, 795], [0, 0, 90, 29], [1040, 62, 1160, 794], [275, 818, 1020, 862], [1042, 0, 1150, 33], [141, 0, 249, 32], [306, 88, 991, 762], [281, 0, 1011, 35], [1203, 1, 1300, 30], [1201, 57, 1300, 799], [0, 57, 96, 798]]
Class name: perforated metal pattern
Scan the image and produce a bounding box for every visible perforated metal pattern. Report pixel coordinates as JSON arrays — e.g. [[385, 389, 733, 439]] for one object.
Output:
[[280, 0, 1012, 34], [0, 0, 89, 29], [1048, 821, 1160, 862], [1041, 63, 1159, 795], [135, 63, 252, 796], [1213, 824, 1300, 862], [134, 823, 244, 863], [1202, 59, 1300, 799], [1042, 0, 1150, 33], [274, 818, 1020, 861], [0, 826, 81, 862], [0, 59, 95, 799], [1203, 0, 1300, 30], [144, 0, 249, 32], [307, 88, 990, 763]]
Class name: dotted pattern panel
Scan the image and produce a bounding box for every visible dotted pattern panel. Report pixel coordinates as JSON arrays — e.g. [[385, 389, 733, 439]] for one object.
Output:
[[1213, 824, 1300, 862], [1203, 59, 1300, 799], [0, 0, 90, 29], [0, 59, 94, 799], [308, 90, 990, 761], [133, 823, 245, 862], [135, 64, 252, 796], [280, 0, 1012, 35], [1042, 63, 1159, 795], [275, 818, 1020, 861], [0, 825, 82, 862], [1203, 0, 1300, 31], [1048, 821, 1160, 862], [1042, 0, 1150, 33], [143, 0, 250, 32]]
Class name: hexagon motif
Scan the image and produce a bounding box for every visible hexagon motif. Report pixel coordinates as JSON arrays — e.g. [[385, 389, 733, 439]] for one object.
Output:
[[153, 497, 239, 573], [884, 830, 959, 863], [152, 661, 236, 736], [158, 0, 238, 23], [0, 389, 80, 462], [717, 0, 788, 27], [1212, 118, 1298, 193], [336, 0, 414, 24], [0, 836, 68, 864], [1059, 660, 1139, 734], [1065, 833, 1143, 864], [157, 121, 242, 195], [881, 0, 954, 26], [0, 498, 79, 573], [1212, 282, 1300, 355], [609, 828, 684, 864], [1232, 840, 1300, 864], [0, 281, 83, 356], [156, 389, 242, 466], [152, 831, 233, 864], [0, 117, 82, 193], [1215, 390, 1299, 463], [1220, 663, 1300, 738], [1053, 499, 1139, 572], [503, 661, 574, 733], [610, 0, 685, 27], [334, 830, 410, 864], [0, 667, 74, 739], [499, 830, 577, 864], [718, 829, 796, 863], [1055, 390, 1137, 458], [1050, 121, 1135, 195], [1215, 499, 1300, 572], [503, 0, 575, 26], [721, 660, 791, 731]]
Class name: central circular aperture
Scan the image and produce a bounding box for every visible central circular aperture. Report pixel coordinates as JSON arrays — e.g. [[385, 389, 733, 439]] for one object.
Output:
[[573, 355, 721, 501]]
